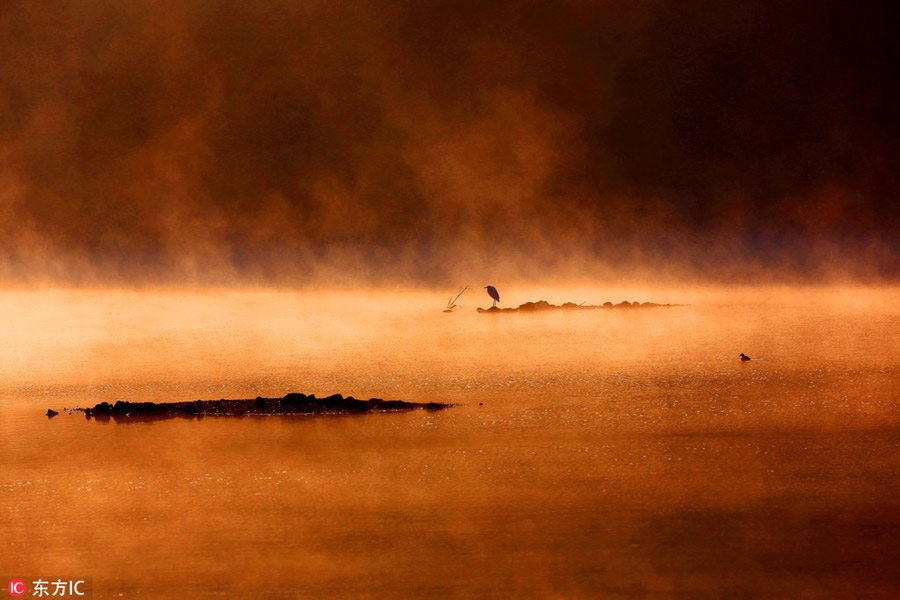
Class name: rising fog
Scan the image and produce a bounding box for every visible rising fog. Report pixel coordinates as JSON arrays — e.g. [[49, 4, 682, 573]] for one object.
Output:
[[0, 0, 897, 286]]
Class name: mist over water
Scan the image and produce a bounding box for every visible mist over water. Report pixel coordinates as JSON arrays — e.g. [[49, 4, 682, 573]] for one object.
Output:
[[1, 1, 898, 285], [2, 284, 898, 421], [2, 286, 900, 598]]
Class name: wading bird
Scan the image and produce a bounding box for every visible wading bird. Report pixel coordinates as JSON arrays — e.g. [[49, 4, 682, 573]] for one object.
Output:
[[739, 353, 751, 361], [485, 285, 500, 308]]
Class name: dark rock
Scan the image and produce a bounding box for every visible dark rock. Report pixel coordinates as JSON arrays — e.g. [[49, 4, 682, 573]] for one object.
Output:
[[517, 301, 552, 312], [78, 393, 450, 420], [91, 402, 112, 416], [326, 394, 371, 412], [346, 399, 373, 412], [478, 299, 677, 313], [376, 400, 413, 410], [111, 401, 166, 416], [281, 393, 311, 408]]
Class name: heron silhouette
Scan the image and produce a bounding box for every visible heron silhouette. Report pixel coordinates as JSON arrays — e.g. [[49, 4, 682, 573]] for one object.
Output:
[[484, 285, 500, 308]]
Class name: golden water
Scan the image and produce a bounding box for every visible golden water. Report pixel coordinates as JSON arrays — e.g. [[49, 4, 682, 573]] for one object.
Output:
[[2, 286, 899, 598]]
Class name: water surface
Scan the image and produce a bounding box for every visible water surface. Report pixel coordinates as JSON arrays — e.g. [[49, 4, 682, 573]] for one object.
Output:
[[2, 286, 899, 598]]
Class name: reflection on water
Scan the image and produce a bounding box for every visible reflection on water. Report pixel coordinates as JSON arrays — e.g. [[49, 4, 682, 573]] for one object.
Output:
[[2, 286, 900, 598]]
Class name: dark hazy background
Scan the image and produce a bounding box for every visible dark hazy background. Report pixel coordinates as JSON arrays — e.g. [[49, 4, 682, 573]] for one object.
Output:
[[1, 0, 897, 286]]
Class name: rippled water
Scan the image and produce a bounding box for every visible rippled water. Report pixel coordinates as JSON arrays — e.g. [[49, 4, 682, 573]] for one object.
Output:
[[2, 286, 899, 598]]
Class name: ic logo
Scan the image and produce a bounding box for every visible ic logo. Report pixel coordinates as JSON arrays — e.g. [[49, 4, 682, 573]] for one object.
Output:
[[7, 580, 25, 597]]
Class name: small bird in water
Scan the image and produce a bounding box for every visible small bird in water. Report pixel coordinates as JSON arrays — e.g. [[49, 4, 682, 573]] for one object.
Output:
[[739, 353, 751, 361], [484, 285, 500, 308]]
